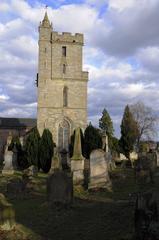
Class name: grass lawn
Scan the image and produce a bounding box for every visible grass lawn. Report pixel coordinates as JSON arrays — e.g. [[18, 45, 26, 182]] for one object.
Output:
[[0, 167, 159, 240]]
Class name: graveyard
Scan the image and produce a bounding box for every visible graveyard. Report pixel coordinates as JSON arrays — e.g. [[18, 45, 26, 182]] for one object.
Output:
[[0, 165, 159, 240], [1, 7, 159, 240], [0, 123, 159, 240]]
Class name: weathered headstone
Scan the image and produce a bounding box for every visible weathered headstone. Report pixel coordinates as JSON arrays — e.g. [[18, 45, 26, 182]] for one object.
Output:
[[134, 191, 159, 240], [47, 170, 73, 207], [156, 151, 159, 167], [135, 151, 157, 183], [71, 127, 84, 185], [7, 178, 26, 197], [19, 136, 24, 147], [2, 151, 15, 175], [7, 175, 33, 199], [28, 165, 38, 177], [0, 193, 15, 230], [106, 150, 116, 171], [60, 148, 69, 170], [50, 149, 62, 173], [102, 132, 116, 170], [89, 149, 111, 190], [2, 134, 17, 175], [147, 151, 157, 171], [23, 165, 37, 179]]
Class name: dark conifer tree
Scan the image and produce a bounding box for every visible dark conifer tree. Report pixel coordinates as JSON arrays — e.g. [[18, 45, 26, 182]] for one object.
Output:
[[39, 129, 54, 173], [25, 127, 41, 167], [99, 108, 114, 150], [84, 123, 102, 159], [119, 105, 139, 159]]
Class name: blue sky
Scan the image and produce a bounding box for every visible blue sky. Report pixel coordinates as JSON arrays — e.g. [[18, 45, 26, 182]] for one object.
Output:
[[0, 0, 159, 139]]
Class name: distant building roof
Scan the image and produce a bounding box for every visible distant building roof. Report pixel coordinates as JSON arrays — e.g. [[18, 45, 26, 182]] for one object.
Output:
[[0, 117, 37, 129]]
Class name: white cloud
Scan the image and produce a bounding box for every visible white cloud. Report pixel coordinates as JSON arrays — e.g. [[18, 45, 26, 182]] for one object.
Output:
[[108, 0, 137, 11], [86, 0, 107, 7], [99, 0, 159, 57], [0, 94, 9, 101], [0, 2, 10, 12], [52, 4, 103, 34], [137, 46, 159, 71]]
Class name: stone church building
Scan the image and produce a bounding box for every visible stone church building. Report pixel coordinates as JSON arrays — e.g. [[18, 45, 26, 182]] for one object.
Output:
[[37, 12, 88, 151], [0, 12, 88, 162]]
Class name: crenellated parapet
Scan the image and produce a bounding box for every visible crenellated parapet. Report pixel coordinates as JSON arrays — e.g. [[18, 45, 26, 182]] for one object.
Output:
[[51, 31, 83, 45]]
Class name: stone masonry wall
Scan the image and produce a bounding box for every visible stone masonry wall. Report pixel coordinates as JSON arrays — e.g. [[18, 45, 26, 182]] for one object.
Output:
[[37, 14, 88, 146]]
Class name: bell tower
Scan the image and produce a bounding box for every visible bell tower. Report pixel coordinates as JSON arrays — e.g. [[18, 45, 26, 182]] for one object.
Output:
[[37, 12, 88, 150]]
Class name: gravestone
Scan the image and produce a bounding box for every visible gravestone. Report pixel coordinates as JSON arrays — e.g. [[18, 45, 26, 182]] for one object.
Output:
[[28, 165, 38, 177], [2, 151, 15, 175], [60, 149, 69, 170], [7, 175, 33, 199], [7, 178, 25, 197], [50, 148, 62, 173], [102, 132, 116, 171], [19, 136, 24, 146], [2, 134, 17, 175], [106, 150, 116, 171], [47, 170, 73, 207], [135, 151, 157, 183], [147, 151, 157, 171], [0, 193, 15, 230], [134, 191, 159, 240], [89, 149, 111, 190], [157, 152, 159, 167], [71, 127, 84, 185], [23, 165, 37, 179]]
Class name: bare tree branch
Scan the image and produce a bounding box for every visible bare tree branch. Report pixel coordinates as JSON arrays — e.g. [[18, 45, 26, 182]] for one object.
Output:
[[130, 101, 157, 147]]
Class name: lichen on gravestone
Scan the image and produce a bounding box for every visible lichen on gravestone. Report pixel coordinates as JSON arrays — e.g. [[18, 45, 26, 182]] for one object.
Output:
[[0, 193, 15, 230]]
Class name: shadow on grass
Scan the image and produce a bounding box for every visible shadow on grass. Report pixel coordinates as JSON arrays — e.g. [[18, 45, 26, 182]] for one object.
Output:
[[0, 168, 159, 240], [11, 196, 134, 240]]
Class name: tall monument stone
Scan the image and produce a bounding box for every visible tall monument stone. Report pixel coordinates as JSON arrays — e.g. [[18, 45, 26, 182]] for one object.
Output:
[[71, 127, 84, 184], [2, 133, 17, 175]]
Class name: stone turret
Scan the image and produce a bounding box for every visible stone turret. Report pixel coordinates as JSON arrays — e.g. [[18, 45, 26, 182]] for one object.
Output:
[[71, 128, 84, 185], [41, 11, 52, 28]]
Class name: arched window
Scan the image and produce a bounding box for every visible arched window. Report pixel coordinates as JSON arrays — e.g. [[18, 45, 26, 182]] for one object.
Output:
[[63, 86, 68, 107], [58, 119, 70, 151]]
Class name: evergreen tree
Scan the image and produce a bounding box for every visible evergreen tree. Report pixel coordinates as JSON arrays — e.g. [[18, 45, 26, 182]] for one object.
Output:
[[8, 136, 22, 152], [119, 105, 139, 159], [84, 123, 102, 159], [111, 136, 120, 153], [39, 129, 54, 173], [99, 108, 114, 150], [25, 127, 40, 167]]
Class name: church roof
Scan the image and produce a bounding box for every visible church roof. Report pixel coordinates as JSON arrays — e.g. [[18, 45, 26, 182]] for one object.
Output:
[[0, 117, 37, 129]]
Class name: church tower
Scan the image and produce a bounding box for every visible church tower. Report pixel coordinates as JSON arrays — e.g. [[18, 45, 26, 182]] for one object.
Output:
[[37, 12, 88, 150]]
